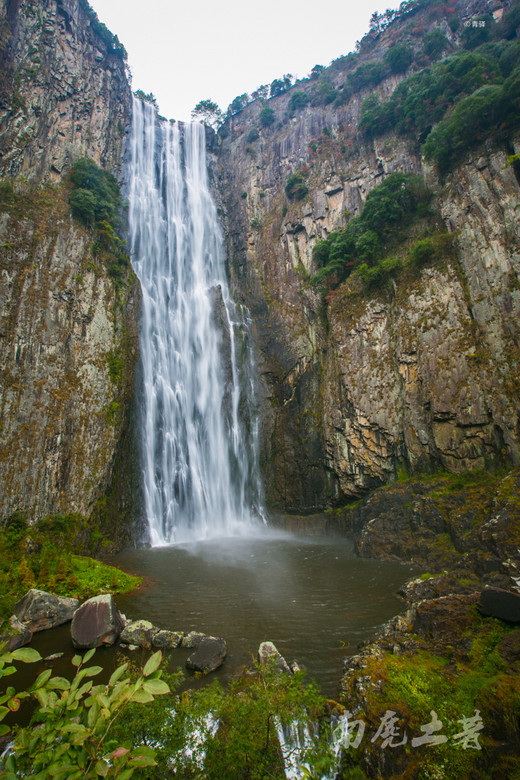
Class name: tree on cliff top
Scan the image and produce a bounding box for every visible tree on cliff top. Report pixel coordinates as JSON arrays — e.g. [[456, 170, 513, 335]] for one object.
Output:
[[191, 99, 223, 129]]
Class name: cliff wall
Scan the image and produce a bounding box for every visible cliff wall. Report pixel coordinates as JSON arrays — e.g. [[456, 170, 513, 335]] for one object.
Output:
[[0, 0, 138, 537], [217, 0, 520, 512]]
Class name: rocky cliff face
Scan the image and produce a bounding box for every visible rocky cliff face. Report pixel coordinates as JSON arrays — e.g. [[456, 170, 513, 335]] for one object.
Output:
[[0, 0, 129, 180], [217, 0, 520, 513], [0, 0, 138, 537]]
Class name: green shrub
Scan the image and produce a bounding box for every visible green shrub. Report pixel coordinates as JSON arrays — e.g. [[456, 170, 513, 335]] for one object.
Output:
[[285, 171, 309, 201], [247, 128, 259, 143], [310, 81, 337, 106], [347, 61, 385, 92], [311, 173, 431, 292], [423, 29, 450, 61], [288, 90, 310, 113], [259, 105, 275, 126], [384, 43, 413, 74], [1, 648, 169, 777]]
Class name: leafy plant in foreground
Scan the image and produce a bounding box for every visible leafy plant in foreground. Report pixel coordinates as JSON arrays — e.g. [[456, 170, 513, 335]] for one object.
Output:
[[0, 647, 170, 778]]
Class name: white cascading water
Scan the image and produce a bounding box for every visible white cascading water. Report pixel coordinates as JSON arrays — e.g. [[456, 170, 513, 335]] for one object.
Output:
[[128, 97, 263, 545]]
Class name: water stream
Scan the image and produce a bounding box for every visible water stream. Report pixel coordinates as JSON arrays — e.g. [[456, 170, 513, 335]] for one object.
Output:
[[128, 98, 263, 545]]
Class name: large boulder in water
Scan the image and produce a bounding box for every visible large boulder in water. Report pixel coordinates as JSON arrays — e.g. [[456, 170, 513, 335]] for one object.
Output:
[[71, 595, 124, 649], [186, 637, 227, 674], [14, 589, 79, 632]]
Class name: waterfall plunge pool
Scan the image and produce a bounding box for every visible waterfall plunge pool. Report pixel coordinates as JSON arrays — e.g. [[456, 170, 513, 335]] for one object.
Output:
[[109, 528, 415, 697]]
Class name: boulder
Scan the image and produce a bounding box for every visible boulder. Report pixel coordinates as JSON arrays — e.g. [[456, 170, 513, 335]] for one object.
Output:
[[14, 589, 79, 632], [0, 615, 33, 651], [186, 637, 227, 674], [120, 620, 157, 649], [71, 594, 124, 649], [478, 587, 520, 623], [152, 629, 183, 649], [258, 641, 291, 674], [497, 630, 520, 667], [181, 631, 208, 649]]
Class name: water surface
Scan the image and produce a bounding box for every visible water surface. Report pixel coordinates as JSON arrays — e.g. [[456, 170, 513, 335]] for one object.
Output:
[[113, 530, 414, 696]]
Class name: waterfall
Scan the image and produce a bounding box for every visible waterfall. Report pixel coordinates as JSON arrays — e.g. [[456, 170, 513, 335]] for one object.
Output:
[[128, 98, 263, 545]]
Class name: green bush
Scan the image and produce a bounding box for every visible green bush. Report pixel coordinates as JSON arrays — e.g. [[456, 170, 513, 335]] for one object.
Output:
[[259, 105, 275, 126], [285, 171, 309, 201], [423, 29, 450, 61], [310, 80, 337, 106], [288, 90, 310, 113], [384, 43, 413, 74], [0, 648, 170, 777], [347, 61, 385, 92], [311, 173, 431, 292]]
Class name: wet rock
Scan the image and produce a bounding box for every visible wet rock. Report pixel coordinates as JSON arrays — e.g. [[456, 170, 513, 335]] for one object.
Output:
[[478, 587, 520, 623], [497, 630, 520, 667], [0, 616, 33, 651], [119, 620, 157, 649], [257, 641, 291, 674], [71, 595, 125, 649], [181, 631, 209, 649], [411, 594, 479, 655], [14, 589, 79, 632], [186, 637, 227, 674], [152, 629, 183, 649]]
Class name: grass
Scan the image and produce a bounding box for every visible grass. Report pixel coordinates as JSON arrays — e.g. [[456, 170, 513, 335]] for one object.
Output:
[[0, 512, 140, 626]]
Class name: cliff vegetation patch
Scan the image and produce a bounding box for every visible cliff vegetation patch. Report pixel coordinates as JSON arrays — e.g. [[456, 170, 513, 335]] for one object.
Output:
[[0, 512, 140, 625]]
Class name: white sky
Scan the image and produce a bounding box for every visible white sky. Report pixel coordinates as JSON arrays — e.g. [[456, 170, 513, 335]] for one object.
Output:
[[89, 0, 396, 122]]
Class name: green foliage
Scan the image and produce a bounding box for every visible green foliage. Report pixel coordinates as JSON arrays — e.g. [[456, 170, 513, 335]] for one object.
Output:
[[288, 90, 310, 113], [0, 648, 170, 777], [347, 61, 385, 92], [311, 173, 432, 291], [246, 128, 259, 143], [69, 158, 121, 229], [384, 43, 413, 74], [422, 28, 450, 61], [421, 80, 515, 172], [68, 158, 130, 285], [78, 0, 127, 59], [269, 74, 292, 98], [285, 171, 309, 201], [358, 29, 520, 173], [191, 99, 223, 128], [0, 513, 140, 625], [259, 105, 275, 126], [229, 93, 249, 115], [310, 80, 337, 106], [133, 90, 158, 108], [111, 658, 333, 780], [461, 14, 494, 50]]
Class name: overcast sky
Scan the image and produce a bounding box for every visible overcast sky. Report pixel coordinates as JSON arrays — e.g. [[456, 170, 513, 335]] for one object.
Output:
[[89, 0, 396, 122]]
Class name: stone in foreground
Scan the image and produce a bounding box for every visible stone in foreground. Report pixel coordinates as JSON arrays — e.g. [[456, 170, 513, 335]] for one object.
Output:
[[478, 587, 520, 623], [152, 629, 183, 649], [181, 631, 209, 649], [71, 594, 124, 649], [186, 637, 227, 674], [0, 615, 33, 651], [258, 641, 291, 674], [14, 589, 79, 632], [120, 620, 156, 649]]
